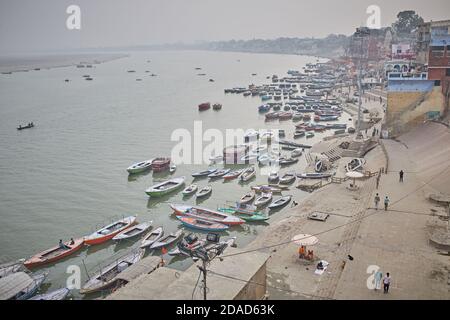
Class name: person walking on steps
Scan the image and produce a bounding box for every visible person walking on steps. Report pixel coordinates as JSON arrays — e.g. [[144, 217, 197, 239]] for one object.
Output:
[[384, 196, 390, 211], [399, 170, 404, 183]]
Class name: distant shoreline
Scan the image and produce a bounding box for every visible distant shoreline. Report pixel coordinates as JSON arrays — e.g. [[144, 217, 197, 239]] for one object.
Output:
[[0, 53, 128, 74]]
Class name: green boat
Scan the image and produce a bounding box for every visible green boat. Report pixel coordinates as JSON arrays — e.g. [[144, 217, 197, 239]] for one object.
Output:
[[145, 177, 185, 197], [218, 206, 269, 222]]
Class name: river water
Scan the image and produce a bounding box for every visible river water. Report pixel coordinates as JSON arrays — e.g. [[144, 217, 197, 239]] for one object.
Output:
[[0, 50, 347, 298]]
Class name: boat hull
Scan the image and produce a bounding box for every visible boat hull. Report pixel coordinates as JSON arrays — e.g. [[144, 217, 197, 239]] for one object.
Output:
[[24, 238, 85, 268], [85, 216, 137, 245]]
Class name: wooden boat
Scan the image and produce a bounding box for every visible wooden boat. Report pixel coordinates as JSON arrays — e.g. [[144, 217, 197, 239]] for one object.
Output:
[[192, 168, 217, 178], [297, 172, 332, 179], [257, 154, 276, 165], [345, 158, 366, 172], [315, 160, 324, 173], [29, 288, 70, 300], [145, 177, 185, 197], [240, 154, 258, 163], [268, 171, 280, 183], [177, 216, 229, 232], [169, 164, 177, 173], [251, 185, 284, 194], [85, 216, 137, 245], [150, 229, 184, 249], [240, 166, 256, 182], [196, 185, 212, 198], [182, 184, 198, 196], [279, 172, 296, 184], [127, 159, 154, 174], [0, 260, 26, 278], [239, 191, 255, 204], [278, 111, 293, 120], [294, 130, 306, 138], [17, 123, 35, 131], [254, 192, 273, 207], [212, 103, 222, 110], [170, 204, 244, 225], [112, 221, 152, 241], [279, 157, 299, 166], [80, 249, 144, 294], [151, 157, 171, 172], [169, 233, 205, 256], [225, 202, 269, 219], [223, 169, 244, 181], [0, 272, 48, 300], [208, 168, 230, 179], [291, 148, 303, 158], [219, 207, 269, 222], [140, 226, 164, 248], [209, 155, 223, 163], [24, 238, 85, 268], [198, 102, 211, 111], [268, 195, 292, 209], [265, 112, 279, 120]]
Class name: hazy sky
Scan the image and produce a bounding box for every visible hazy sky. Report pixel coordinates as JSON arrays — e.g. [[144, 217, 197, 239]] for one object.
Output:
[[0, 0, 449, 53]]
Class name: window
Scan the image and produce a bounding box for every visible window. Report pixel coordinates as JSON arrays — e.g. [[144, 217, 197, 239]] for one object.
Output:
[[432, 50, 444, 58], [446, 68, 450, 77], [435, 80, 441, 86]]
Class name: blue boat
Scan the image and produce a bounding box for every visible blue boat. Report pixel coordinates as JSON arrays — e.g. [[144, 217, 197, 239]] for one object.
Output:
[[258, 104, 271, 113]]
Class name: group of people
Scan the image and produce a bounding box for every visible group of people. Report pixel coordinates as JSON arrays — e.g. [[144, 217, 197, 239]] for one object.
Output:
[[374, 170, 405, 210], [298, 245, 314, 260], [374, 193, 390, 211], [59, 238, 75, 250], [374, 270, 392, 294]]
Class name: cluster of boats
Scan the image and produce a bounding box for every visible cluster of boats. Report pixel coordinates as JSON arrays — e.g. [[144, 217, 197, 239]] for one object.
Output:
[[198, 102, 222, 111]]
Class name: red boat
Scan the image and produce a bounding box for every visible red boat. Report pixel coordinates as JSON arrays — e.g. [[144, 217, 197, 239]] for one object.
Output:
[[198, 102, 211, 111], [24, 238, 85, 268], [265, 112, 279, 120], [151, 157, 170, 172], [278, 112, 293, 120], [85, 216, 137, 245]]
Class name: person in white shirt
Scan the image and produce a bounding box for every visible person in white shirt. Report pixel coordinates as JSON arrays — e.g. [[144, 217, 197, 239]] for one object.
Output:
[[383, 272, 391, 293]]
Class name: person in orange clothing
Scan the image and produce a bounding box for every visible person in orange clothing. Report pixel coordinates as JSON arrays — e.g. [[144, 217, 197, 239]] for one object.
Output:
[[298, 245, 306, 259]]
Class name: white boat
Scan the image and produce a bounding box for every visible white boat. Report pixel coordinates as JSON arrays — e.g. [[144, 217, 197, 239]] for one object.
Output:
[[279, 172, 296, 184], [345, 158, 366, 172], [254, 192, 273, 207], [140, 227, 164, 248], [291, 148, 303, 158], [208, 168, 230, 179], [240, 154, 258, 163], [80, 249, 144, 294], [268, 195, 292, 209], [169, 164, 177, 173], [196, 185, 212, 198], [239, 191, 255, 204], [112, 221, 152, 241], [126, 159, 154, 174], [268, 171, 279, 183], [145, 177, 185, 197], [150, 229, 184, 250], [192, 168, 217, 178], [29, 288, 70, 300], [182, 184, 198, 196], [240, 166, 256, 182]]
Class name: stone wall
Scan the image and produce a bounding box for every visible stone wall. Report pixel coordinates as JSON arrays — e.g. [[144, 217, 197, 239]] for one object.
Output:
[[386, 86, 444, 137]]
